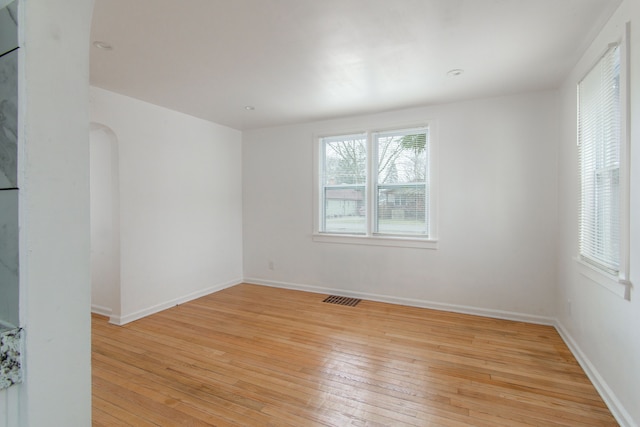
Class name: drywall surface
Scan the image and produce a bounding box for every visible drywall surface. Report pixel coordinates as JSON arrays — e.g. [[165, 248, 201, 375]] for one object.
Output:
[[90, 124, 120, 317], [243, 91, 559, 320], [556, 0, 640, 425], [90, 87, 243, 323], [17, 0, 94, 425]]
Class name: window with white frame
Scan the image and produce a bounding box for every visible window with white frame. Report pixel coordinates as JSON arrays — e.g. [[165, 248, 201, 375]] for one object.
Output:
[[578, 41, 629, 283], [320, 133, 368, 234], [316, 126, 436, 247]]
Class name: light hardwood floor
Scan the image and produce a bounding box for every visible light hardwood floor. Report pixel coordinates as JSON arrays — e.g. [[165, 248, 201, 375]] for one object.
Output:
[[92, 283, 617, 426]]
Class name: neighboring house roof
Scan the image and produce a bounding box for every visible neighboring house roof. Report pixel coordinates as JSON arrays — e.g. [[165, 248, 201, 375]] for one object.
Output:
[[326, 189, 363, 201]]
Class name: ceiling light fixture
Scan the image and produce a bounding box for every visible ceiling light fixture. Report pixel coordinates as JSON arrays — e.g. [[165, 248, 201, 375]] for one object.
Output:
[[447, 69, 464, 77], [93, 41, 113, 50], [244, 105, 255, 111]]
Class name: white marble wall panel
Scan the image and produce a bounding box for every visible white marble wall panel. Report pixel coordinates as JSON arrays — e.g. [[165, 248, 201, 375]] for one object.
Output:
[[0, 327, 22, 390], [0, 190, 18, 326], [0, 2, 17, 57], [0, 49, 17, 189]]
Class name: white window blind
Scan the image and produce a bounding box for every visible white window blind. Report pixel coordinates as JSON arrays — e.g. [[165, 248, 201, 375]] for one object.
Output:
[[578, 44, 621, 275]]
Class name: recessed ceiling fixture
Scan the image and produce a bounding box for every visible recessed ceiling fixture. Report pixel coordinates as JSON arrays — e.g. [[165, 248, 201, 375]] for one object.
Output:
[[447, 69, 464, 77], [244, 105, 255, 111], [93, 41, 113, 51]]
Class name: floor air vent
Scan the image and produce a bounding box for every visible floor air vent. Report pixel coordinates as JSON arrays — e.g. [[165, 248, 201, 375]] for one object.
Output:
[[322, 295, 361, 307]]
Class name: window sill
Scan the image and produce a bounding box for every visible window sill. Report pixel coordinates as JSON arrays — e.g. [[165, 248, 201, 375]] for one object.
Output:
[[574, 257, 631, 300], [313, 233, 438, 249]]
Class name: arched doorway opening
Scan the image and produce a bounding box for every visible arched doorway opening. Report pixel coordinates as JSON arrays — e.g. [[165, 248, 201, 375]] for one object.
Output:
[[90, 122, 121, 321]]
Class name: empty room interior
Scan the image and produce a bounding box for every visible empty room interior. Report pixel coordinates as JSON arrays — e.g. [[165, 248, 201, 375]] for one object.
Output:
[[2, 0, 639, 426]]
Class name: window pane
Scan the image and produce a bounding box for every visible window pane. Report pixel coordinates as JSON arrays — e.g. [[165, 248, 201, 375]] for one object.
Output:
[[323, 135, 366, 186], [377, 184, 426, 235], [375, 129, 428, 235], [321, 134, 366, 234], [323, 185, 366, 233]]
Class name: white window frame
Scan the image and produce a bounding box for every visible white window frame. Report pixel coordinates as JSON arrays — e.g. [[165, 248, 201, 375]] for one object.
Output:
[[312, 123, 438, 249], [576, 24, 631, 300]]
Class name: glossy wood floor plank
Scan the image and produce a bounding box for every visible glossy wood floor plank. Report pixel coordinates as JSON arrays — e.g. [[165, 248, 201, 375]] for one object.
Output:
[[92, 283, 617, 426]]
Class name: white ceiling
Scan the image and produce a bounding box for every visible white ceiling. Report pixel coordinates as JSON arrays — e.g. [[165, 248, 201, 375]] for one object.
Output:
[[90, 0, 621, 130]]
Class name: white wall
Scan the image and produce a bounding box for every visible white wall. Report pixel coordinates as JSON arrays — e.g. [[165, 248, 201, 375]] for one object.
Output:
[[243, 91, 559, 321], [10, 0, 94, 426], [556, 1, 640, 425], [90, 124, 120, 317], [90, 87, 243, 324]]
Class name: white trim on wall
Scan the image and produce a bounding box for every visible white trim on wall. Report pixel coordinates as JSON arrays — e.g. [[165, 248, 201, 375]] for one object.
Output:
[[555, 320, 635, 427], [90, 304, 112, 318], [106, 279, 242, 326], [243, 278, 555, 326]]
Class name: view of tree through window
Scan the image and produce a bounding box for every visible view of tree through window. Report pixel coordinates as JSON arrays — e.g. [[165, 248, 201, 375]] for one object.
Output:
[[320, 127, 429, 236], [323, 135, 366, 185]]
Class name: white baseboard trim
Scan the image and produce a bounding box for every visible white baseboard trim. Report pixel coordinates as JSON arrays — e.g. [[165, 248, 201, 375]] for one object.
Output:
[[554, 320, 634, 427], [109, 278, 242, 326], [90, 304, 112, 318], [243, 277, 555, 326]]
